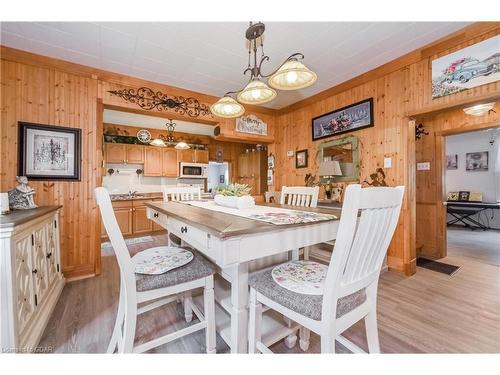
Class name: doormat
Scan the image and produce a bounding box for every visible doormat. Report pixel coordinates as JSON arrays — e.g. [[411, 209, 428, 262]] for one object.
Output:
[[101, 236, 154, 249], [416, 257, 461, 275]]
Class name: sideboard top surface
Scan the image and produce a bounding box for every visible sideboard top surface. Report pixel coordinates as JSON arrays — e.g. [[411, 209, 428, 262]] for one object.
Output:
[[0, 206, 62, 229]]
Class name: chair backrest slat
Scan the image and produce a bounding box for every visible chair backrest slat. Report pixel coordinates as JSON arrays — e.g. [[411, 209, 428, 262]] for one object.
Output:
[[279, 186, 319, 208], [322, 184, 404, 318], [163, 186, 201, 202]]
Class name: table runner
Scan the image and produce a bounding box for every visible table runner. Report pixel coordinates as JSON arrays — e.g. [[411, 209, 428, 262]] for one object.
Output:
[[181, 200, 337, 225]]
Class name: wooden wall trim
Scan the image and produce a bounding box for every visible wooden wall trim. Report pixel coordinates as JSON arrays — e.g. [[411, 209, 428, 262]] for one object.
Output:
[[277, 22, 500, 115]]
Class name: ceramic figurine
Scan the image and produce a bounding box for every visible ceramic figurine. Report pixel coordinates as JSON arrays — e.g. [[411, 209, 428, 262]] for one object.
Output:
[[8, 176, 38, 210]]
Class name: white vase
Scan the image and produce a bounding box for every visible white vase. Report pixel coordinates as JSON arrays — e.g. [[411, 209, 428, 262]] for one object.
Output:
[[214, 194, 255, 209]]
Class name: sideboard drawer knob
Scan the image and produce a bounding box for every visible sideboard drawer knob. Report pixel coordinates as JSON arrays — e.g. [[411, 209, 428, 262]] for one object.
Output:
[[153, 212, 159, 218], [181, 226, 188, 234]]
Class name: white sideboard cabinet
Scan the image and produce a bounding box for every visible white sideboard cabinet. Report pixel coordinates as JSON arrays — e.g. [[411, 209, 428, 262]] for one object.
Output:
[[1, 206, 64, 352]]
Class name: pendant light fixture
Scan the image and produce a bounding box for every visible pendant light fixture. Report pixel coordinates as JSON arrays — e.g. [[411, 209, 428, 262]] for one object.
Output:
[[149, 119, 191, 149], [210, 22, 316, 118]]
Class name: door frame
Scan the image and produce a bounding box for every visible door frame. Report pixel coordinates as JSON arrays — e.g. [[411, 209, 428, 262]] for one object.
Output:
[[430, 120, 500, 259]]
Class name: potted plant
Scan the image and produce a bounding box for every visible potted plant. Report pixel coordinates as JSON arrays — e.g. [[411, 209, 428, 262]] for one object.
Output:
[[214, 183, 255, 209]]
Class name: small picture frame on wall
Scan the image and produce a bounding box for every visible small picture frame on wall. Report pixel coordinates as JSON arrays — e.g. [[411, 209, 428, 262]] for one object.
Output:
[[446, 154, 458, 170], [466, 151, 488, 171], [18, 122, 82, 181], [295, 149, 308, 169]]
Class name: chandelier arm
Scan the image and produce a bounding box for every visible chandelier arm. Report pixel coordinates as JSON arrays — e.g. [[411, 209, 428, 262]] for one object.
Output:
[[260, 53, 305, 78]]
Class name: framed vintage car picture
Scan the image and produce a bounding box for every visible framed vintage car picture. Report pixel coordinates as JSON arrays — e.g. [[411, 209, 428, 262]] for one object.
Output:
[[18, 122, 82, 181]]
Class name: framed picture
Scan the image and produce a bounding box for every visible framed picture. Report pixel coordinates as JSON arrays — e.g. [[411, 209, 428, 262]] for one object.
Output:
[[312, 98, 374, 141], [458, 191, 470, 202], [18, 122, 81, 181], [295, 149, 308, 169], [466, 151, 488, 171], [431, 35, 500, 99], [268, 154, 275, 169], [446, 154, 458, 169]]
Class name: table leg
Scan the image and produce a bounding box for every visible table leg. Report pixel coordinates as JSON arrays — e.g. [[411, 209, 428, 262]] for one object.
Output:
[[284, 249, 299, 348], [228, 262, 249, 353]]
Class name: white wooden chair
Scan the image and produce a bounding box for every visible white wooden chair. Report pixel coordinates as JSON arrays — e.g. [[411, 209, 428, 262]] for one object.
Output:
[[95, 187, 216, 353], [280, 186, 319, 208], [279, 186, 319, 260], [163, 186, 202, 247], [248, 184, 405, 353]]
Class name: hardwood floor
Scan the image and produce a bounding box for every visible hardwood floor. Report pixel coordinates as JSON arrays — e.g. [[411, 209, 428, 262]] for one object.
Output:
[[447, 227, 500, 266], [38, 233, 500, 353]]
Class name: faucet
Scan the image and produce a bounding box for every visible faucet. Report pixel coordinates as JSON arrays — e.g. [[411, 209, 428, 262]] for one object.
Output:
[[127, 190, 138, 198]]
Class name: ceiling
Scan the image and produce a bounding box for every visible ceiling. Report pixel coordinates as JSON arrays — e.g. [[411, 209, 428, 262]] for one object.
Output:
[[0, 22, 471, 109], [103, 109, 216, 135]]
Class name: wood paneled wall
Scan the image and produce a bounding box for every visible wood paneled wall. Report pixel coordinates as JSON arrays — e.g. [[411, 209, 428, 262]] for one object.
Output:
[[272, 23, 500, 274], [1, 46, 275, 280], [1, 60, 101, 280]]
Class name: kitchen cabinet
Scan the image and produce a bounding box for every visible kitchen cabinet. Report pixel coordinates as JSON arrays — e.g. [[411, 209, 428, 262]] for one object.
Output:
[[162, 148, 178, 177], [178, 148, 196, 163], [195, 149, 209, 163], [101, 199, 164, 239], [144, 147, 163, 176], [105, 143, 126, 164], [177, 149, 209, 163], [104, 143, 144, 164], [126, 144, 145, 163], [132, 200, 153, 234]]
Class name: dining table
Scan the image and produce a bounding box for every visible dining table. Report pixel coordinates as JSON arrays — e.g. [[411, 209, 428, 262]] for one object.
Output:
[[145, 199, 341, 353]]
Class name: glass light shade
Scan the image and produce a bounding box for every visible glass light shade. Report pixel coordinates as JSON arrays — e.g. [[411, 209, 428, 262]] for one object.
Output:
[[210, 96, 245, 118], [268, 60, 317, 90], [150, 138, 167, 147], [174, 141, 190, 150], [237, 79, 277, 105], [463, 102, 495, 116]]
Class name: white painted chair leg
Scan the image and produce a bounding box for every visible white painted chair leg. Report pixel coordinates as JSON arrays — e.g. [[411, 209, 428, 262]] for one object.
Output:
[[299, 327, 310, 351], [284, 331, 298, 349], [320, 334, 335, 354], [248, 288, 262, 354], [364, 310, 380, 353], [121, 304, 137, 353], [204, 277, 216, 354], [107, 281, 125, 353], [184, 291, 193, 323]]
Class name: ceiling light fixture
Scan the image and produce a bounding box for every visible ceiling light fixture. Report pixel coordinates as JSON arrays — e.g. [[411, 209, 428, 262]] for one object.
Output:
[[463, 102, 496, 116], [149, 119, 191, 149], [210, 22, 317, 118]]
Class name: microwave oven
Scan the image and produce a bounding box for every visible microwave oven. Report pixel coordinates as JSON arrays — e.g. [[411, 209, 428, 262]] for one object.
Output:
[[179, 162, 208, 179]]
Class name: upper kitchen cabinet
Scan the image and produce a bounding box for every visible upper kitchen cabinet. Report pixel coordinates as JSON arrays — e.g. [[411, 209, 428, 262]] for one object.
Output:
[[178, 148, 196, 163], [105, 143, 126, 164], [195, 150, 209, 163], [104, 143, 144, 164], [126, 144, 145, 164], [162, 148, 178, 177], [178, 149, 209, 163], [144, 147, 163, 176]]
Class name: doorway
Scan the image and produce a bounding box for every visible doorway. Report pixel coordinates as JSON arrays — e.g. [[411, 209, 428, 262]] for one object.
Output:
[[444, 127, 500, 266]]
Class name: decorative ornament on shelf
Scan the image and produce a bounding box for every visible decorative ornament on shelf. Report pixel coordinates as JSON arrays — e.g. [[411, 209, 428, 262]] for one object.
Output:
[[108, 87, 211, 118], [210, 22, 317, 118], [415, 123, 429, 140], [8, 176, 38, 210]]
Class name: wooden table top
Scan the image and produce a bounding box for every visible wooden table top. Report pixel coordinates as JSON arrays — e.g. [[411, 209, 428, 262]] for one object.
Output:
[[0, 206, 62, 229], [145, 201, 341, 239]]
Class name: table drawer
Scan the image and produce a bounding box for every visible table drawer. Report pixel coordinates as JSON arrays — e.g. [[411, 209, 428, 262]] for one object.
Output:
[[167, 216, 209, 251]]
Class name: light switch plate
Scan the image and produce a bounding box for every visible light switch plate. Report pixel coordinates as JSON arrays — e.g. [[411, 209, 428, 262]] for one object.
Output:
[[287, 150, 294, 157], [384, 157, 392, 168], [417, 162, 431, 171]]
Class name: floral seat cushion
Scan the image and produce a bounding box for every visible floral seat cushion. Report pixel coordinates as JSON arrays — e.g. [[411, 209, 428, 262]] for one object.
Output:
[[132, 246, 193, 275], [272, 260, 328, 295]]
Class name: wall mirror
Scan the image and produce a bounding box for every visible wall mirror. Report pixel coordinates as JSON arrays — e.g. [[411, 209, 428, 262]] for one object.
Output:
[[317, 135, 360, 182]]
